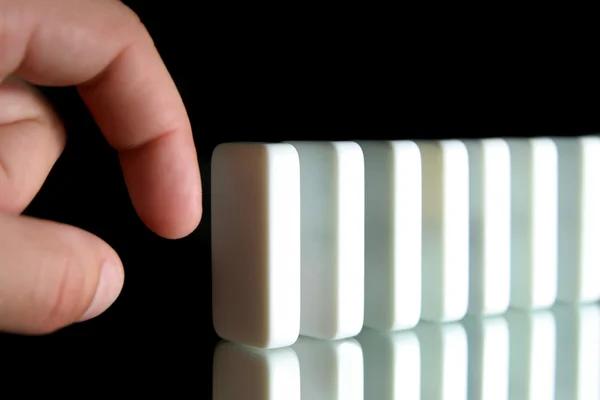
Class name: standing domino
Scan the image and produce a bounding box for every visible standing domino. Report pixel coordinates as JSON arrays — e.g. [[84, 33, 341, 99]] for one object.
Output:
[[211, 143, 301, 349], [555, 137, 600, 304], [507, 138, 558, 310], [359, 141, 422, 331], [464, 139, 511, 316], [418, 140, 470, 322], [286, 141, 364, 340]]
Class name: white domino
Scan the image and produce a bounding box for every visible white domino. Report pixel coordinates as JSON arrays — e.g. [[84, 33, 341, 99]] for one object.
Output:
[[556, 137, 600, 303], [211, 143, 301, 349], [208, 136, 598, 352], [554, 303, 600, 400], [286, 141, 364, 340], [357, 328, 420, 400], [464, 139, 511, 316], [292, 337, 363, 400], [418, 140, 470, 322], [507, 310, 556, 400], [507, 138, 558, 310], [213, 342, 301, 400], [359, 141, 422, 331], [415, 321, 468, 400], [463, 315, 509, 400]]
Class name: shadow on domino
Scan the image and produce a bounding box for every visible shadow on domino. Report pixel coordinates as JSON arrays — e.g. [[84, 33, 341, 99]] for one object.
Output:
[[360, 139, 470, 327], [211, 143, 301, 349], [210, 138, 598, 350], [465, 136, 598, 313], [359, 141, 422, 331], [506, 137, 558, 310], [464, 138, 511, 316], [417, 139, 470, 322], [213, 337, 363, 400], [555, 136, 600, 304], [211, 141, 364, 347], [285, 141, 365, 341], [470, 136, 600, 311]]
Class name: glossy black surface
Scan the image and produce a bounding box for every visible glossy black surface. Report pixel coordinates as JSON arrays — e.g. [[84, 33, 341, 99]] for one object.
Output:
[[214, 304, 600, 399]]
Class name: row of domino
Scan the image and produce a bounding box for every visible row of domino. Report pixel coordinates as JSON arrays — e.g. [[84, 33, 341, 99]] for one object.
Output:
[[214, 304, 600, 400], [211, 137, 600, 349]]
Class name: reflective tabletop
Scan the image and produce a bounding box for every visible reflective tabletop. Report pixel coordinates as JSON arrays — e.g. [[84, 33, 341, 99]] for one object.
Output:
[[212, 303, 599, 399]]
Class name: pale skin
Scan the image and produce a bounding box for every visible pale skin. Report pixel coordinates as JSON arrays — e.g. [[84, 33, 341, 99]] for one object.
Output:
[[0, 0, 203, 334]]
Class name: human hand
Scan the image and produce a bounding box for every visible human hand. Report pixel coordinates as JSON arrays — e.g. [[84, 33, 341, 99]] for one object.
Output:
[[0, 0, 202, 334]]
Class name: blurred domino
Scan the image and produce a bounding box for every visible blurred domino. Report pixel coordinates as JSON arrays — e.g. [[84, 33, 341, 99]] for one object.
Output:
[[209, 135, 596, 350], [213, 342, 301, 400], [507, 310, 556, 400], [507, 138, 558, 310], [286, 141, 364, 340], [415, 322, 468, 400], [292, 337, 363, 400], [554, 303, 600, 400], [359, 141, 422, 331], [555, 137, 600, 303], [211, 143, 301, 349], [463, 315, 509, 400], [464, 139, 511, 315], [417, 140, 469, 322], [357, 328, 420, 400]]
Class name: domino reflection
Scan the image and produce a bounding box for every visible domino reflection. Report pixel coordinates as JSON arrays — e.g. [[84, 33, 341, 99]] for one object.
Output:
[[213, 304, 600, 400], [212, 337, 363, 400], [506, 309, 556, 400], [212, 342, 301, 400], [554, 303, 600, 400], [463, 315, 509, 400], [359, 321, 469, 400], [357, 328, 420, 399], [415, 321, 468, 400], [292, 337, 363, 400]]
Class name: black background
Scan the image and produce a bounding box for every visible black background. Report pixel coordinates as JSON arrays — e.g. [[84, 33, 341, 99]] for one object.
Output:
[[2, 0, 597, 354]]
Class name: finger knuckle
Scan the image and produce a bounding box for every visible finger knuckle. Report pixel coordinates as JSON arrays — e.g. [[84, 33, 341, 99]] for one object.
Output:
[[35, 245, 89, 333], [117, 3, 149, 37]]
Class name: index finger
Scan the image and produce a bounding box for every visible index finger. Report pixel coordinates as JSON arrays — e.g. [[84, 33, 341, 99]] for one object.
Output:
[[0, 0, 202, 239]]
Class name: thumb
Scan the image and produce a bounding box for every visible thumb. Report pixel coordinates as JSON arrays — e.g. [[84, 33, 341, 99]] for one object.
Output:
[[0, 212, 124, 334]]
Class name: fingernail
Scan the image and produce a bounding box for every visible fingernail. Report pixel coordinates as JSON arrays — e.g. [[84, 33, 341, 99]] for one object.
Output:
[[78, 260, 124, 322]]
